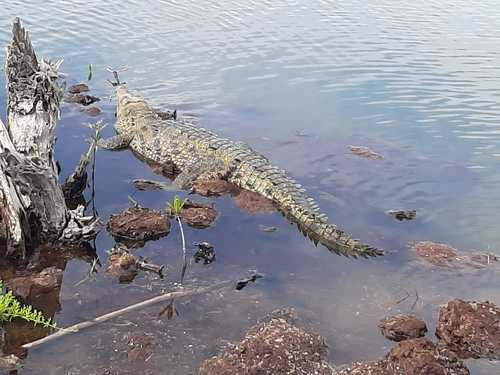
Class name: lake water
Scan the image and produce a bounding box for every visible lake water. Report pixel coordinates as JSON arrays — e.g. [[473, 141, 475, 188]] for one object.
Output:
[[1, 0, 500, 373]]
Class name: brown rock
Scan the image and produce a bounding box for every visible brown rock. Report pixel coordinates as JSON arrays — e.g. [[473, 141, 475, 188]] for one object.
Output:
[[339, 338, 469, 375], [64, 94, 100, 106], [386, 338, 469, 375], [178, 200, 218, 229], [233, 189, 276, 214], [436, 299, 500, 360], [67, 83, 89, 94], [6, 267, 63, 315], [192, 179, 239, 197], [199, 317, 337, 375], [81, 106, 101, 116], [378, 314, 427, 342], [107, 206, 171, 246]]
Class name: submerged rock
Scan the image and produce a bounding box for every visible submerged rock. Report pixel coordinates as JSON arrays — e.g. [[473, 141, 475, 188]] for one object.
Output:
[[412, 241, 499, 269], [156, 109, 177, 120], [436, 299, 500, 360], [378, 314, 427, 342], [107, 206, 171, 246], [67, 83, 89, 94], [192, 179, 238, 197], [199, 316, 337, 375], [81, 106, 102, 116], [349, 145, 383, 160], [339, 338, 469, 375], [64, 93, 100, 106], [233, 189, 276, 214]]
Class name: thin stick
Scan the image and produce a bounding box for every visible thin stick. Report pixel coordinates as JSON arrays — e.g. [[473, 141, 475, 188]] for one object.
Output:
[[177, 216, 187, 283], [22, 282, 228, 350]]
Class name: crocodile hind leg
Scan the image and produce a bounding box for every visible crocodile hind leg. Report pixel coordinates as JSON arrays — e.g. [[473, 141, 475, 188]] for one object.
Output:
[[98, 134, 133, 150]]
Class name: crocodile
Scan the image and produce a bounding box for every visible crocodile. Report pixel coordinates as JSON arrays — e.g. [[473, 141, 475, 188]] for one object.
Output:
[[99, 84, 383, 258]]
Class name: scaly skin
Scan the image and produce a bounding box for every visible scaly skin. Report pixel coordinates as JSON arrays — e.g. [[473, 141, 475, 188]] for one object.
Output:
[[101, 85, 382, 258]]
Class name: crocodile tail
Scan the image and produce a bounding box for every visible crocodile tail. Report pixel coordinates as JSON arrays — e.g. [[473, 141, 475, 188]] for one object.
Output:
[[282, 205, 383, 258]]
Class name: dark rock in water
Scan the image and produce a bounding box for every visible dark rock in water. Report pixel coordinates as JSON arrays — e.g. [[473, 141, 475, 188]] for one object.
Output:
[[378, 314, 427, 342], [194, 241, 216, 264], [339, 338, 469, 375], [176, 200, 217, 229], [107, 206, 171, 246], [67, 83, 89, 94], [436, 299, 500, 360], [64, 93, 100, 106], [6, 266, 63, 316], [199, 316, 337, 375], [156, 109, 177, 120], [233, 189, 276, 214], [387, 209, 416, 221], [81, 106, 102, 116], [192, 179, 239, 197], [127, 334, 153, 364], [235, 273, 263, 290]]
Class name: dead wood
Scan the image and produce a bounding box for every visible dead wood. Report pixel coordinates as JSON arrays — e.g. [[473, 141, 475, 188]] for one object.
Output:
[[0, 18, 99, 258]]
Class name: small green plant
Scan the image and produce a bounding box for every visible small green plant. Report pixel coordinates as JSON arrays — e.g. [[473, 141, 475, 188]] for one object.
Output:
[[167, 195, 187, 216], [0, 281, 56, 328], [88, 63, 93, 81]]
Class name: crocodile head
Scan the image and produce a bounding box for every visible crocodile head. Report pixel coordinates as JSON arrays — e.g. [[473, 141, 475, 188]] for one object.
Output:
[[115, 85, 151, 136]]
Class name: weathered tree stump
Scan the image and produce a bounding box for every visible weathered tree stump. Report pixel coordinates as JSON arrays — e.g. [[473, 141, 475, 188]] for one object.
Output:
[[0, 19, 99, 258]]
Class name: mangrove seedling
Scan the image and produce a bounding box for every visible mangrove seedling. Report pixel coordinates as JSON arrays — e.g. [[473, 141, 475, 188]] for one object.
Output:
[[0, 281, 56, 328]]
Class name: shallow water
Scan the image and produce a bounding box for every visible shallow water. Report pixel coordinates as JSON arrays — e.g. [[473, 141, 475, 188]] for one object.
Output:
[[1, 0, 500, 373]]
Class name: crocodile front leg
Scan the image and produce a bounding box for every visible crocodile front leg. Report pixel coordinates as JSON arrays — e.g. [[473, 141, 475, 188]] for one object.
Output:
[[98, 134, 133, 150]]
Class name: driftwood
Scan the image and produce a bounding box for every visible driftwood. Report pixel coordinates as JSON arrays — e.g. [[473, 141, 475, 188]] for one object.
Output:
[[0, 19, 99, 258]]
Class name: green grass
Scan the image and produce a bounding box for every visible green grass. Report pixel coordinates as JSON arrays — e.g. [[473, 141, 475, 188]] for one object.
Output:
[[0, 280, 56, 329]]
